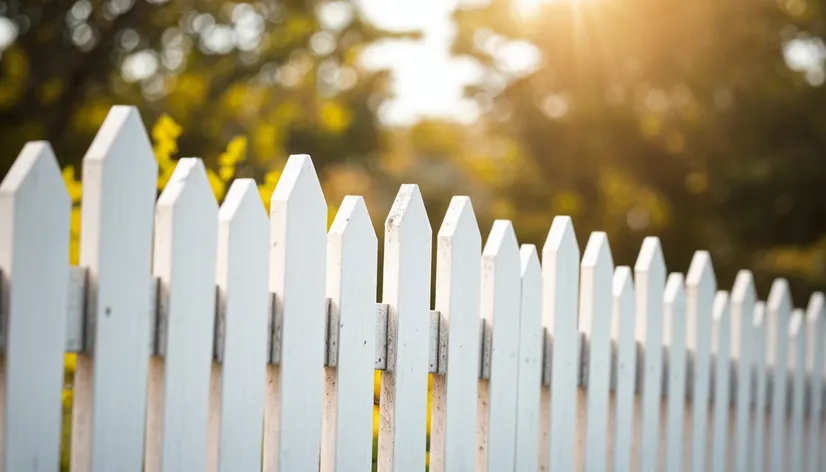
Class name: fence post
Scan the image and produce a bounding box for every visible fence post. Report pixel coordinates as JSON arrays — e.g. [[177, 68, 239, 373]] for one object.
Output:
[[264, 155, 328, 472], [767, 279, 792, 472], [581, 232, 614, 472], [477, 221, 521, 471], [145, 158, 218, 472], [612, 266, 637, 472], [545, 217, 580, 472], [515, 245, 542, 472], [321, 196, 377, 472], [377, 185, 431, 472], [0, 142, 69, 472], [70, 106, 157, 472], [710, 291, 731, 472], [209, 179, 270, 472], [731, 271, 756, 472], [686, 251, 716, 472], [430, 196, 481, 472], [664, 273, 686, 472]]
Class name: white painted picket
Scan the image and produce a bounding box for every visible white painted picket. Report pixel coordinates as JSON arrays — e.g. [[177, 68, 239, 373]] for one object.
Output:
[[265, 155, 328, 472], [515, 245, 542, 472], [581, 232, 613, 472], [750, 301, 769, 472], [686, 251, 716, 472], [321, 196, 378, 472], [430, 196, 480, 472], [806, 293, 825, 472], [71, 106, 157, 472], [545, 216, 580, 472], [2, 112, 826, 472], [145, 158, 218, 472], [663, 273, 686, 472], [0, 142, 69, 472], [710, 291, 731, 472], [636, 237, 666, 472], [731, 270, 756, 472], [378, 184, 431, 472], [768, 279, 792, 472], [477, 221, 521, 471], [789, 309, 806, 472], [612, 266, 637, 472], [209, 179, 270, 472]]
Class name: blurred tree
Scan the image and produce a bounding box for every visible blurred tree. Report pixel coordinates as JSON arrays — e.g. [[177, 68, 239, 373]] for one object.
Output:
[[0, 0, 408, 185], [412, 0, 826, 301]]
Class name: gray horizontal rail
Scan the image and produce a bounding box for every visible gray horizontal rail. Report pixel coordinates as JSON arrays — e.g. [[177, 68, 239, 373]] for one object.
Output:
[[0, 266, 819, 412]]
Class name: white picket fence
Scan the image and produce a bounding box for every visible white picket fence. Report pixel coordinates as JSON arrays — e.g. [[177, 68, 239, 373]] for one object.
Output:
[[0, 105, 824, 472]]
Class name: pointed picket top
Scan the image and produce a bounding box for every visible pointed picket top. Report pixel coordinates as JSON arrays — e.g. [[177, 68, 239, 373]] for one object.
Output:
[[611, 266, 634, 341], [329, 195, 376, 242], [514, 244, 542, 472], [685, 250, 716, 472], [805, 293, 825, 472], [581, 232, 612, 273], [157, 158, 217, 211], [0, 141, 69, 472], [0, 141, 67, 202], [438, 196, 480, 242], [730, 270, 756, 472], [663, 273, 687, 472], [386, 183, 432, 236], [84, 106, 156, 169], [271, 154, 326, 209], [219, 178, 267, 225], [483, 220, 520, 260], [788, 308, 806, 472], [544, 216, 581, 472], [663, 272, 686, 345], [634, 236, 666, 340], [766, 279, 792, 367], [610, 265, 636, 472]]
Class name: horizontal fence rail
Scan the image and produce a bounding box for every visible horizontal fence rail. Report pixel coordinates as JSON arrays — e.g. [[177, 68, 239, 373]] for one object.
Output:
[[0, 105, 825, 472]]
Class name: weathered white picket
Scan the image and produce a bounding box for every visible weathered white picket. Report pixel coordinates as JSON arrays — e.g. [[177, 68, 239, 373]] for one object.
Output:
[[1, 105, 826, 472]]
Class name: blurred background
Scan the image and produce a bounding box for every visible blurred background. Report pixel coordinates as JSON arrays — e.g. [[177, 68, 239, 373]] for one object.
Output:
[[3, 0, 826, 313]]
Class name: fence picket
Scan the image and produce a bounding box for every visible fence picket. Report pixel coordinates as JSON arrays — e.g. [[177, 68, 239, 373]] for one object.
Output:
[[806, 293, 825, 472], [636, 237, 666, 472], [789, 309, 806, 472], [321, 196, 377, 472], [515, 245, 542, 472], [686, 251, 717, 472], [377, 185, 431, 472], [477, 221, 521, 471], [580, 232, 614, 472], [145, 158, 218, 472], [750, 302, 768, 472], [70, 106, 157, 472], [612, 266, 637, 472], [710, 291, 731, 472], [545, 217, 580, 472], [731, 271, 756, 472], [208, 179, 269, 472], [430, 196, 481, 472], [663, 273, 686, 472], [767, 279, 792, 472], [0, 142, 69, 472], [264, 155, 328, 472]]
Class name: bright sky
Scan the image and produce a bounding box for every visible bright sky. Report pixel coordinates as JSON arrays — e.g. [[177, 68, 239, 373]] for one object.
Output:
[[355, 0, 485, 126]]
